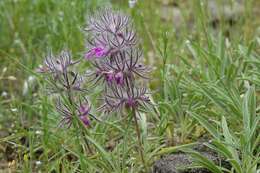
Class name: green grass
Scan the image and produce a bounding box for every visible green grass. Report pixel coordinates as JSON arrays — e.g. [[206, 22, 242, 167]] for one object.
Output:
[[0, 0, 260, 172]]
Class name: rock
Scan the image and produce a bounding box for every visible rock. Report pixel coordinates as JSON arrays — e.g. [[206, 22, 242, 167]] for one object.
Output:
[[208, 0, 243, 19], [208, 0, 244, 27], [153, 152, 216, 173], [0, 130, 9, 138], [152, 143, 230, 173], [159, 0, 244, 31]]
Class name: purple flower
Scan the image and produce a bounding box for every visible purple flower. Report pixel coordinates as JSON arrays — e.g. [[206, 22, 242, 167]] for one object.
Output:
[[86, 48, 149, 88], [85, 46, 109, 59], [78, 102, 91, 126], [79, 103, 91, 116], [126, 98, 137, 108], [86, 61, 125, 86], [56, 99, 73, 128], [42, 51, 77, 74], [80, 115, 90, 126], [85, 9, 152, 117], [103, 85, 151, 112], [36, 65, 50, 73], [37, 50, 85, 92], [56, 98, 92, 128], [114, 71, 124, 85], [85, 9, 137, 61], [86, 9, 130, 34], [104, 70, 114, 83]]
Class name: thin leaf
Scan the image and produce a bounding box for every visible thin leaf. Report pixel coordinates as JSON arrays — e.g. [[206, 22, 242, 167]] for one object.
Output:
[[187, 111, 219, 139]]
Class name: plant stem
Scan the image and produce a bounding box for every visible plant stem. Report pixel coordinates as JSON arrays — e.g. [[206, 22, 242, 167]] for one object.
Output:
[[83, 131, 94, 155], [65, 90, 94, 155], [132, 109, 148, 173]]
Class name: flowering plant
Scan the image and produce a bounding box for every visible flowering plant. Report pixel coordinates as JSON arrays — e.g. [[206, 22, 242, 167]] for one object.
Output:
[[38, 8, 152, 172], [84, 9, 151, 171], [38, 51, 92, 127]]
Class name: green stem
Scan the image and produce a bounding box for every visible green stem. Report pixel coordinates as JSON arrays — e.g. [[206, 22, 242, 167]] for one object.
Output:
[[82, 129, 94, 155], [132, 110, 148, 173], [66, 90, 94, 155]]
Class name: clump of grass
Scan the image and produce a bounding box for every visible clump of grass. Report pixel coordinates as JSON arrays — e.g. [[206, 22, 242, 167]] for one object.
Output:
[[183, 37, 260, 172]]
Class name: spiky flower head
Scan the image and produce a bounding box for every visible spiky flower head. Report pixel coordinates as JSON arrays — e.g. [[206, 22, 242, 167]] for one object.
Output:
[[85, 9, 137, 60], [102, 85, 151, 113], [78, 100, 91, 126], [38, 50, 84, 92], [56, 98, 91, 128], [84, 9, 152, 115], [56, 98, 74, 128], [86, 48, 149, 88], [38, 51, 77, 74]]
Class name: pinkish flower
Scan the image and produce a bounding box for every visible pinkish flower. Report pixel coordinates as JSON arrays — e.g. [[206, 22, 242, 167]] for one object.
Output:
[[126, 98, 137, 108], [80, 115, 90, 126], [103, 86, 151, 112], [114, 71, 124, 85], [79, 103, 91, 116], [79, 102, 91, 126], [85, 46, 109, 59], [104, 70, 114, 83], [36, 65, 49, 73]]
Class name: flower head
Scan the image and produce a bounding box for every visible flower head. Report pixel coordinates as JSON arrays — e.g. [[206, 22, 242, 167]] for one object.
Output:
[[85, 9, 137, 60], [41, 51, 77, 74], [86, 48, 149, 89], [80, 115, 90, 126], [38, 50, 85, 92], [78, 101, 91, 126], [56, 99, 73, 128], [56, 98, 92, 128], [84, 9, 152, 117], [102, 85, 151, 113], [85, 46, 109, 59], [79, 102, 91, 116], [86, 9, 130, 34], [114, 71, 124, 85], [104, 70, 114, 83]]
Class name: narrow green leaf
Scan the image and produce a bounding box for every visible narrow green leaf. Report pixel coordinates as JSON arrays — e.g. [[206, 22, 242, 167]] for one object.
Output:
[[156, 142, 197, 155], [206, 141, 233, 159], [187, 111, 219, 139], [85, 135, 115, 171], [186, 150, 223, 173], [228, 159, 243, 173], [221, 116, 234, 145], [242, 86, 256, 140]]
